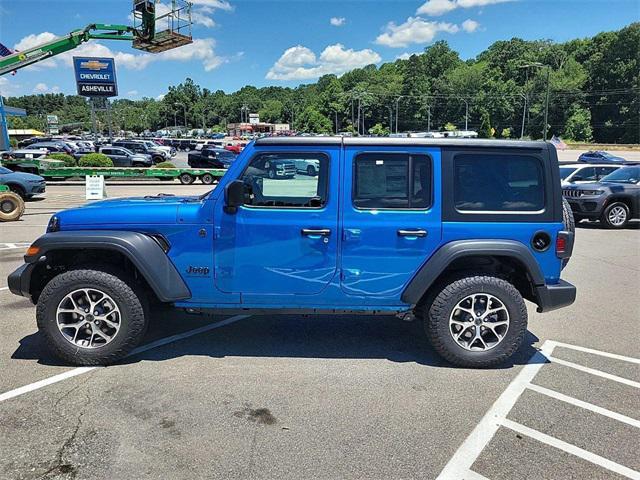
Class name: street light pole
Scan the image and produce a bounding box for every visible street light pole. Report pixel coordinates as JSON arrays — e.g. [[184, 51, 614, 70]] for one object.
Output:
[[461, 97, 469, 131], [543, 66, 551, 141]]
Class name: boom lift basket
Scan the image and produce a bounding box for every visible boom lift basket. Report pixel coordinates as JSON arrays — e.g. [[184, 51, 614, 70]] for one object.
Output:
[[132, 0, 193, 53]]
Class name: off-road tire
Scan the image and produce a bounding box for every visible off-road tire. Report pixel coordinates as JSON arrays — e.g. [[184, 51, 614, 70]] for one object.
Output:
[[0, 191, 24, 221], [36, 269, 148, 366], [561, 197, 575, 269], [424, 276, 528, 368], [601, 201, 629, 229]]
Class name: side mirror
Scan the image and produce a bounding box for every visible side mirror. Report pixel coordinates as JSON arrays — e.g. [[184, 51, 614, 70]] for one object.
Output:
[[224, 180, 245, 214]]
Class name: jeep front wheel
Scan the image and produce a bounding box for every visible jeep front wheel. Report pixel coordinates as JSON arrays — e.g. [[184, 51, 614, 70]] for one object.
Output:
[[424, 276, 527, 368], [36, 269, 148, 366]]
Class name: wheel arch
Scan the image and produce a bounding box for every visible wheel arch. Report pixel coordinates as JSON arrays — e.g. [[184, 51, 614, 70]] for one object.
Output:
[[22, 231, 191, 304], [402, 240, 545, 307], [604, 195, 636, 217]]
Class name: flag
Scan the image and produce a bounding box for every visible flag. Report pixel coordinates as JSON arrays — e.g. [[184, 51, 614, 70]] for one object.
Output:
[[550, 135, 567, 150], [0, 42, 17, 75]]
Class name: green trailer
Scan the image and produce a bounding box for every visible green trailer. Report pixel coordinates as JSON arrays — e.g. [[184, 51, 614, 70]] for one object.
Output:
[[0, 158, 226, 185], [40, 166, 227, 185]]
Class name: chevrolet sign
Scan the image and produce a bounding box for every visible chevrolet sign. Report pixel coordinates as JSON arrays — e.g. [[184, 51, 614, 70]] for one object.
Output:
[[73, 57, 118, 97]]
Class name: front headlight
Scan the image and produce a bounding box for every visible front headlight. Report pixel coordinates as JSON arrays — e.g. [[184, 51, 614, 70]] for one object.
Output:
[[582, 190, 604, 196]]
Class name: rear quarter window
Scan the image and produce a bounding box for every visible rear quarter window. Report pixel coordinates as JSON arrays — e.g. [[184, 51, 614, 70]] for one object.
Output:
[[454, 154, 544, 212]]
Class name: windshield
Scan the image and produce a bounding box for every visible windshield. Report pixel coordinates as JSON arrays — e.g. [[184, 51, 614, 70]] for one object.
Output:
[[560, 167, 577, 180], [0, 166, 12, 174], [600, 166, 639, 184]]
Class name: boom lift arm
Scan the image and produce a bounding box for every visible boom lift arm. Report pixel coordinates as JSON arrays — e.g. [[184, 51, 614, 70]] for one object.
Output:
[[0, 24, 135, 76]]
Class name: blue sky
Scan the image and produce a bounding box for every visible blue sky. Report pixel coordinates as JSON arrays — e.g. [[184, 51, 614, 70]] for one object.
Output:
[[0, 0, 637, 99]]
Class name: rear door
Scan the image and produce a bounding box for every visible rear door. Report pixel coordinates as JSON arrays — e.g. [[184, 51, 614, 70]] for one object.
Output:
[[340, 147, 442, 300]]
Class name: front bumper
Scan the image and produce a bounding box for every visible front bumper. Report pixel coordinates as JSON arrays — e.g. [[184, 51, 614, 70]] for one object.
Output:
[[8, 263, 34, 299], [535, 279, 576, 313], [563, 195, 606, 218]]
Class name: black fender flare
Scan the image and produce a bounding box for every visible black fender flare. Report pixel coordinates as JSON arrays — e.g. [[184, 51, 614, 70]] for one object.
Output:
[[24, 230, 191, 302], [401, 239, 545, 305]]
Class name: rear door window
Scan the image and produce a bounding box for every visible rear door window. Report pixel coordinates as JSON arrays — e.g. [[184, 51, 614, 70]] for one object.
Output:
[[454, 154, 544, 212], [353, 153, 431, 209]]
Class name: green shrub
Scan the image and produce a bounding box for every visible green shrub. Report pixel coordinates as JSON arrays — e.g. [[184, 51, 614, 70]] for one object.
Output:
[[152, 161, 176, 169], [78, 153, 113, 167], [9, 138, 18, 148], [46, 153, 77, 167]]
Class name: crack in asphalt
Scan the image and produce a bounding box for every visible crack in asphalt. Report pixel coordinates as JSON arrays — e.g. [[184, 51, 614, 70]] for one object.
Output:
[[38, 382, 93, 479]]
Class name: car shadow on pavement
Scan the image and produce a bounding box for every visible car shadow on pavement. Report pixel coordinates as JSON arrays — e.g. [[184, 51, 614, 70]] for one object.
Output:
[[576, 220, 639, 229], [13, 313, 541, 370]]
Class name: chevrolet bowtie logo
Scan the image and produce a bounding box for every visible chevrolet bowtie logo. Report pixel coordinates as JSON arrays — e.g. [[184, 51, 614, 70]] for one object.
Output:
[[81, 60, 109, 71]]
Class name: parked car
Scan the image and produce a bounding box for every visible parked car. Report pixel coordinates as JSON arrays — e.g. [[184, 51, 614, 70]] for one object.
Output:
[[24, 142, 74, 156], [0, 166, 46, 199], [224, 143, 244, 154], [187, 147, 237, 169], [577, 151, 626, 164], [8, 138, 576, 367], [293, 157, 320, 176], [560, 163, 621, 186], [1, 148, 49, 161], [96, 147, 153, 167], [145, 140, 176, 157], [563, 165, 639, 228], [111, 140, 167, 163]]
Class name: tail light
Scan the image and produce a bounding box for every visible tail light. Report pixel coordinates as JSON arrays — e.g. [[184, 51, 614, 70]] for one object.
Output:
[[556, 231, 574, 259]]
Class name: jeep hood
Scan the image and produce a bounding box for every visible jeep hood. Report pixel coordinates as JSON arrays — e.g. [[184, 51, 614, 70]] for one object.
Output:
[[54, 195, 201, 226]]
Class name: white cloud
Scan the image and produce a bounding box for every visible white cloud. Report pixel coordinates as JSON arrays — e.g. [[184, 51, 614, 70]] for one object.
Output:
[[127, 90, 139, 96], [416, 0, 457, 16], [266, 43, 381, 81], [0, 77, 22, 97], [156, 94, 166, 101], [190, 0, 233, 11], [396, 52, 415, 60], [13, 31, 57, 51], [461, 19, 480, 32], [33, 83, 59, 93], [375, 17, 459, 48], [157, 38, 224, 71], [417, 0, 512, 16], [330, 17, 346, 27]]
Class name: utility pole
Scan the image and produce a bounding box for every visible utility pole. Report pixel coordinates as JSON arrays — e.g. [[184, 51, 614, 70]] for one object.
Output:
[[519, 62, 551, 140], [543, 66, 550, 141], [395, 95, 404, 134], [519, 93, 527, 139], [461, 97, 469, 131]]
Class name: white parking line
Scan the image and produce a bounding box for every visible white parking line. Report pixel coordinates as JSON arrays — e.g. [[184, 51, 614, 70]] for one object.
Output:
[[437, 340, 640, 480], [526, 383, 640, 428], [0, 314, 249, 403], [548, 356, 640, 389], [436, 341, 555, 480], [552, 341, 640, 364], [501, 419, 640, 480]]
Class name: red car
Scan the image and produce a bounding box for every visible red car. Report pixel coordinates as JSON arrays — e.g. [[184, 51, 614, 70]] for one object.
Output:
[[225, 144, 244, 154]]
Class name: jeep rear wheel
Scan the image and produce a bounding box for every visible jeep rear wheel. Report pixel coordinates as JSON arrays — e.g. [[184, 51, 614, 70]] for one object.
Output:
[[36, 269, 148, 366], [423, 276, 527, 368]]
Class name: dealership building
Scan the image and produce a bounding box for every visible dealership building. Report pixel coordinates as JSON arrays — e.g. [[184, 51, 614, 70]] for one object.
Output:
[[227, 114, 290, 137]]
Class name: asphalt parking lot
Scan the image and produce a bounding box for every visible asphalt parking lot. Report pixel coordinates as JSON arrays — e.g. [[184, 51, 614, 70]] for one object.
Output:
[[0, 181, 638, 480]]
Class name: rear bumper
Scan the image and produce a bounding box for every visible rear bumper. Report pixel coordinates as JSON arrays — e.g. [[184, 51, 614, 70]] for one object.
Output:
[[8, 263, 34, 299], [535, 279, 576, 313]]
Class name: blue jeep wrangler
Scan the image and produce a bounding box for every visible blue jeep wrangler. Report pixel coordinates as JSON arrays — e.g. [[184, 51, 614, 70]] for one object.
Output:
[[8, 138, 576, 367]]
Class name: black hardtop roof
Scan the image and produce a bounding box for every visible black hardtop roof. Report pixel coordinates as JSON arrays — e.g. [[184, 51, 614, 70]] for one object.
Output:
[[254, 136, 547, 150]]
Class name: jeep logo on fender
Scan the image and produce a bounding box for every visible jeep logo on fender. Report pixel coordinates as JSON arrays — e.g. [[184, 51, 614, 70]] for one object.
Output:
[[187, 266, 210, 276]]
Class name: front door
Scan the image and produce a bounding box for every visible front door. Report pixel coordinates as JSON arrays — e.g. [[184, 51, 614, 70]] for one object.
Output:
[[340, 147, 442, 300], [214, 147, 340, 301]]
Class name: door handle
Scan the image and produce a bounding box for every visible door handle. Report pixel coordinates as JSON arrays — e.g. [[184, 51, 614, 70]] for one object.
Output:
[[301, 228, 331, 236], [397, 229, 427, 238]]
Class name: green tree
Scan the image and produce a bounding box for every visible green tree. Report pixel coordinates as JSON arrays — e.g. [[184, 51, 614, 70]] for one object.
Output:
[[297, 106, 333, 134], [369, 123, 389, 136], [564, 106, 593, 141]]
